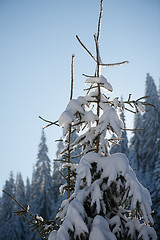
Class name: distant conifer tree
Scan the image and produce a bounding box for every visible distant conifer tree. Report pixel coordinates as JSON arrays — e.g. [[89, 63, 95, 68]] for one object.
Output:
[[30, 130, 53, 221], [1, 172, 17, 240]]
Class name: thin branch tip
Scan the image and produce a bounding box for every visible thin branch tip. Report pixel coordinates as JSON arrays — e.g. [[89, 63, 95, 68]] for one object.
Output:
[[76, 35, 97, 62]]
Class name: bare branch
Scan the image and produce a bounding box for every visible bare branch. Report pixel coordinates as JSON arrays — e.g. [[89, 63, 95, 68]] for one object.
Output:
[[109, 140, 121, 146], [121, 128, 144, 131], [58, 171, 67, 180], [2, 190, 34, 219], [39, 116, 59, 128], [86, 148, 97, 154], [128, 94, 132, 101], [94, 33, 100, 66], [76, 36, 128, 67], [76, 35, 97, 62], [72, 120, 86, 127], [53, 159, 73, 163], [84, 86, 97, 91], [70, 54, 75, 100], [82, 73, 96, 78], [124, 107, 136, 114], [67, 54, 76, 198], [142, 102, 155, 108], [97, 0, 103, 42], [71, 153, 83, 159], [136, 96, 150, 101], [81, 122, 88, 131], [94, 33, 101, 153], [100, 61, 129, 67], [55, 139, 63, 142]]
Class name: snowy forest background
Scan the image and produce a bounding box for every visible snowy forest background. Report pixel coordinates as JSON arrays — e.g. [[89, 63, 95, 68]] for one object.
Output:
[[0, 73, 160, 239]]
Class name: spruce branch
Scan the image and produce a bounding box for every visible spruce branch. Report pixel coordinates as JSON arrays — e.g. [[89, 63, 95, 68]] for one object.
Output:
[[2, 190, 33, 218], [2, 189, 51, 238]]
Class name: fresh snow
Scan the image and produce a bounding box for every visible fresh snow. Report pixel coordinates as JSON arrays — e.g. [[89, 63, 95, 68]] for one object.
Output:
[[136, 101, 145, 113], [75, 152, 153, 225], [97, 107, 124, 138], [89, 215, 116, 240], [113, 97, 119, 108], [56, 198, 88, 240], [85, 75, 113, 92]]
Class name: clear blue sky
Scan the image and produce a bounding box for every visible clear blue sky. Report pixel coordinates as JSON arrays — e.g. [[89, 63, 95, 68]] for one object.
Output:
[[0, 0, 160, 193]]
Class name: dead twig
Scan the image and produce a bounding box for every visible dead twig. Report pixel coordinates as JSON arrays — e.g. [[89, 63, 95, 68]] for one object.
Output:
[[2, 190, 34, 219], [39, 116, 59, 128], [97, 0, 103, 42], [76, 35, 97, 62], [82, 73, 96, 78], [70, 54, 75, 100], [121, 128, 144, 131], [100, 61, 129, 67], [71, 153, 83, 160]]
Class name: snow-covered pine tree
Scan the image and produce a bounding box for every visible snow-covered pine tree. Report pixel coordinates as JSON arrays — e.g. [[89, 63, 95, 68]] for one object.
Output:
[[0, 194, 2, 228], [29, 165, 38, 240], [110, 103, 129, 157], [25, 177, 33, 240], [0, 195, 3, 239], [130, 76, 160, 238], [14, 173, 26, 240], [142, 75, 160, 238], [1, 172, 17, 240], [30, 130, 53, 221], [25, 177, 31, 205], [141, 74, 160, 192], [48, 1, 157, 239], [158, 79, 160, 99], [129, 112, 144, 185], [152, 152, 160, 237]]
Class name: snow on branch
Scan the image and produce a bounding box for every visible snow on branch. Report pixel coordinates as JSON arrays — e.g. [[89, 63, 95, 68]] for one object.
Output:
[[85, 75, 113, 92], [74, 152, 154, 225]]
